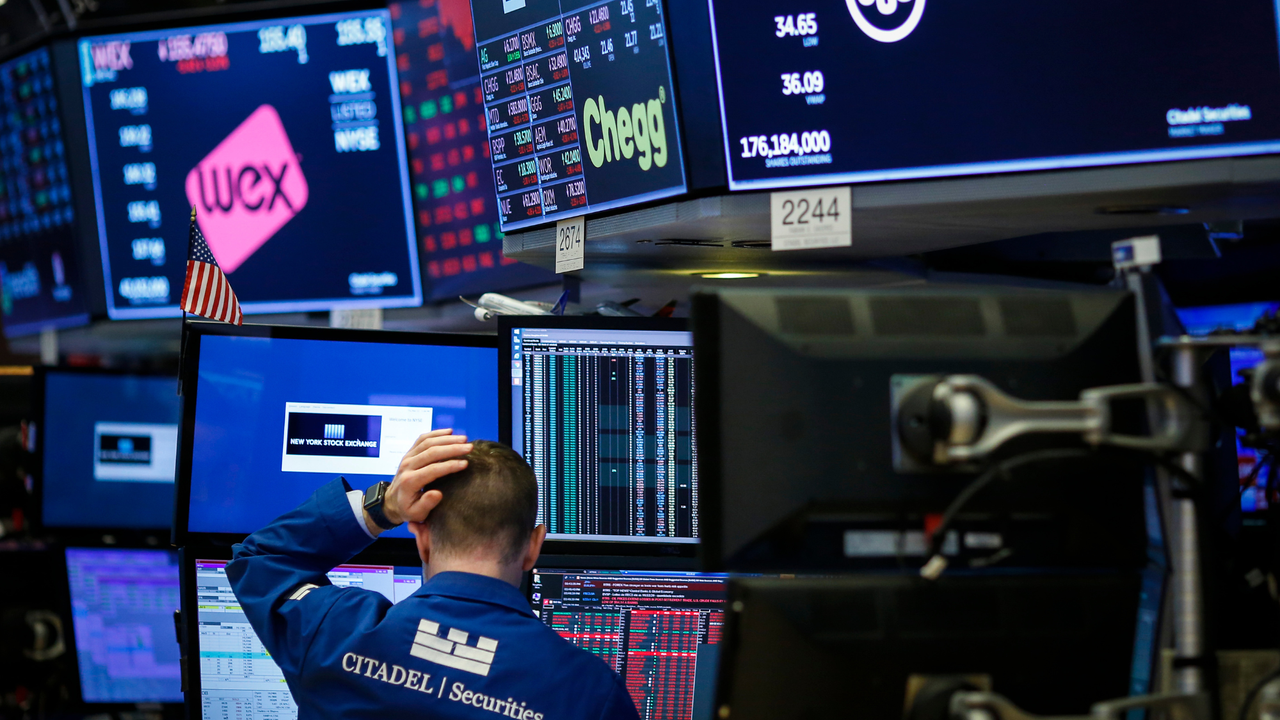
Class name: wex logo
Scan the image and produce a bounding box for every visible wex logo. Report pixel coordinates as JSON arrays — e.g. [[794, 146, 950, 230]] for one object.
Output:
[[80, 40, 132, 86], [183, 104, 308, 273], [846, 0, 926, 43]]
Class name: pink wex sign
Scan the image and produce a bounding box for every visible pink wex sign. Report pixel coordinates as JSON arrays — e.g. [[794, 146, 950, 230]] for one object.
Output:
[[184, 104, 308, 273]]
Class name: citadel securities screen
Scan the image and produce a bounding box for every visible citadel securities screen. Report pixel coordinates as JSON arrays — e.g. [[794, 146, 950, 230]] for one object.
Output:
[[471, 0, 686, 230], [186, 335, 497, 539], [77, 11, 422, 319], [0, 47, 90, 337], [709, 0, 1280, 190]]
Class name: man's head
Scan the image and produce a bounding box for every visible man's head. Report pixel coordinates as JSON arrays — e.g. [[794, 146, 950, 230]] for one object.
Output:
[[407, 440, 545, 585]]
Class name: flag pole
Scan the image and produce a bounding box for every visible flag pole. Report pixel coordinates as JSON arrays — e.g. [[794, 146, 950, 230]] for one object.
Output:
[[177, 206, 195, 397]]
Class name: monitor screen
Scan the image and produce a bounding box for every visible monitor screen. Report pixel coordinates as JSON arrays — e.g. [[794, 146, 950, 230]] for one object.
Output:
[[0, 46, 91, 337], [65, 548, 183, 703], [77, 10, 421, 319], [529, 568, 726, 720], [184, 330, 498, 539], [1176, 301, 1280, 514], [470, 0, 687, 231], [196, 559, 422, 718], [505, 322, 697, 544], [41, 371, 179, 529], [707, 0, 1280, 190]]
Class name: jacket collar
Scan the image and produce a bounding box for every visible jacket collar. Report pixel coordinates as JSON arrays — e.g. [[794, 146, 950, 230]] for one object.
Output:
[[416, 571, 532, 616]]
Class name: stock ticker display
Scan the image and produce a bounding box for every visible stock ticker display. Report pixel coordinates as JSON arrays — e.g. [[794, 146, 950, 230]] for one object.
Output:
[[387, 0, 554, 298], [530, 570, 726, 720], [65, 548, 183, 703], [510, 327, 697, 543], [708, 0, 1280, 190], [78, 11, 422, 319], [0, 47, 90, 337], [470, 0, 686, 230]]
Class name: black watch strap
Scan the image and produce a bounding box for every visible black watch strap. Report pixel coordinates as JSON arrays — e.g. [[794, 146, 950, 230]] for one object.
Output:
[[362, 482, 399, 530]]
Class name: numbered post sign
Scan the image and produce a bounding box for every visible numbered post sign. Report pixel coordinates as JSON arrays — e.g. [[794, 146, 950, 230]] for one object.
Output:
[[770, 186, 852, 251], [555, 216, 586, 273]]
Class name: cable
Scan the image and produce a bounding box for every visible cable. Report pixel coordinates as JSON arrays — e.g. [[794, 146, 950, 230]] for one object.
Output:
[[920, 445, 1207, 580], [921, 448, 1096, 579], [1238, 665, 1280, 720]]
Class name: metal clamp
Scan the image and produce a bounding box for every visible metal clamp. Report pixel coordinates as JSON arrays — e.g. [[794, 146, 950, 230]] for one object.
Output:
[[893, 375, 1201, 468]]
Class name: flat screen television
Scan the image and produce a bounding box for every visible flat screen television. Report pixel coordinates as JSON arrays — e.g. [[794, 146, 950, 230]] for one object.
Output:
[[76, 10, 422, 319], [0, 46, 91, 337], [38, 368, 179, 531], [467, 0, 691, 231], [707, 0, 1280, 191]]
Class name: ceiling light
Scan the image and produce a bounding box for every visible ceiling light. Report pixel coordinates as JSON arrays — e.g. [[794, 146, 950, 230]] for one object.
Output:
[[696, 272, 762, 279]]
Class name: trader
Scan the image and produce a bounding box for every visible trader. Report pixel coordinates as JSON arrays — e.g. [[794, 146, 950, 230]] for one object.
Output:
[[226, 430, 639, 720]]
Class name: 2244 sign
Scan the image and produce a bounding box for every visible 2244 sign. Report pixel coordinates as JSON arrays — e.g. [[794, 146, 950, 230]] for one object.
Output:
[[770, 186, 851, 251]]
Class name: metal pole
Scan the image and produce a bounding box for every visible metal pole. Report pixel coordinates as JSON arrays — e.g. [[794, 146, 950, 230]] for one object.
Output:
[[1171, 344, 1204, 694]]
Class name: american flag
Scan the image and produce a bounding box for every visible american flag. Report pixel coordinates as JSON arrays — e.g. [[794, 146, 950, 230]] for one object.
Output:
[[180, 207, 243, 325]]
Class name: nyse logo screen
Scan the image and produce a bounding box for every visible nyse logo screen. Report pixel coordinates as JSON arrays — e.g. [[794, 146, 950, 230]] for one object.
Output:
[[286, 412, 382, 458], [77, 11, 420, 320], [472, 0, 686, 231]]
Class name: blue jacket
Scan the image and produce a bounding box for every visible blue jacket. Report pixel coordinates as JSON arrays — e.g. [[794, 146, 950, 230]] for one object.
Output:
[[228, 478, 639, 720]]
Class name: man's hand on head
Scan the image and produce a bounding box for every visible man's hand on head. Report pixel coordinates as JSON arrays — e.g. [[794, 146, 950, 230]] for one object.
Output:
[[366, 429, 472, 536]]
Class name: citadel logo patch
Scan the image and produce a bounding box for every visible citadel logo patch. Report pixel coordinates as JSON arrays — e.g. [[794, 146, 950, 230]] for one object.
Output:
[[410, 619, 498, 676]]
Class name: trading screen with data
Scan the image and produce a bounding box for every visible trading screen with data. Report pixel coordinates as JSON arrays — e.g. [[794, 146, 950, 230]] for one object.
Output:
[[0, 46, 90, 337], [196, 560, 422, 720], [708, 0, 1280, 190], [508, 325, 697, 543], [470, 0, 686, 230], [77, 10, 420, 318], [529, 569, 726, 720], [66, 548, 183, 703]]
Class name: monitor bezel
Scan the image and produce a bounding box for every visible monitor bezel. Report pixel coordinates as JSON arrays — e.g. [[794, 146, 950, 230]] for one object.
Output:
[[496, 315, 697, 558], [62, 544, 185, 710], [33, 365, 180, 540], [172, 320, 498, 548]]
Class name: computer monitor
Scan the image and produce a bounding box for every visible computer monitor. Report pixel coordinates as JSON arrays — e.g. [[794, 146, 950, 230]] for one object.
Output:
[[65, 547, 183, 704], [715, 574, 1142, 719], [1176, 301, 1280, 514], [76, 10, 421, 319], [706, 0, 1280, 191], [176, 323, 498, 543], [38, 369, 179, 531], [529, 567, 727, 720], [692, 286, 1150, 572], [468, 0, 691, 231], [189, 556, 424, 718], [0, 45, 91, 337], [498, 317, 697, 546]]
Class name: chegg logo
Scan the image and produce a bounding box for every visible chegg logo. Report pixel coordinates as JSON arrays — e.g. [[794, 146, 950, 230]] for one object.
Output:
[[581, 86, 669, 172]]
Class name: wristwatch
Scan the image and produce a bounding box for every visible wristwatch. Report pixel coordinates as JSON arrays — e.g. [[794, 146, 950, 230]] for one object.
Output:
[[362, 482, 399, 530]]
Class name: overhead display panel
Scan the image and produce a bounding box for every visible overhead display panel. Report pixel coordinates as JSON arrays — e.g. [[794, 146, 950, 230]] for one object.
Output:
[[0, 47, 90, 337], [471, 0, 686, 231], [77, 11, 422, 319], [708, 0, 1280, 190]]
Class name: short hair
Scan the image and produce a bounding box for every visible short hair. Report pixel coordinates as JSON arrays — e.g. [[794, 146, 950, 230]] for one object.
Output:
[[427, 440, 539, 564]]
